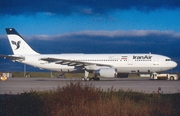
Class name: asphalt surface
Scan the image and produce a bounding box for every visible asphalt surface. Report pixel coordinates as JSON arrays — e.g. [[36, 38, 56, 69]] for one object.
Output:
[[0, 77, 180, 94]]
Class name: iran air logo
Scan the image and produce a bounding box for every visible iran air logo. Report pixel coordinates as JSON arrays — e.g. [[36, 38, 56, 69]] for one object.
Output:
[[11, 41, 21, 50]]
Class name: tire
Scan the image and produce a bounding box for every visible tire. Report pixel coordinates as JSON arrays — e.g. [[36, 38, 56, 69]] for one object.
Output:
[[90, 77, 100, 81], [86, 77, 90, 81], [94, 77, 100, 81], [170, 76, 174, 81], [81, 77, 90, 81], [81, 77, 85, 81]]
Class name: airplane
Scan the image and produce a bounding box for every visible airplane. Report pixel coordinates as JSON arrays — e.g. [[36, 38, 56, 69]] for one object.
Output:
[[0, 28, 178, 80]]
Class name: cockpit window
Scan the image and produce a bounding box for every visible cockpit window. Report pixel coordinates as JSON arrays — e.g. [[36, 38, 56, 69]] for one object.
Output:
[[165, 59, 171, 61]]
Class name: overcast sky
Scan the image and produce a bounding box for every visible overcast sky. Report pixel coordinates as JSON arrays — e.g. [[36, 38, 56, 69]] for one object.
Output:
[[0, 0, 180, 72]]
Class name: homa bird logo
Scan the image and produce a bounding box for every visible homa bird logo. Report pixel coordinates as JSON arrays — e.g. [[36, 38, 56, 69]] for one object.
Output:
[[11, 41, 21, 50]]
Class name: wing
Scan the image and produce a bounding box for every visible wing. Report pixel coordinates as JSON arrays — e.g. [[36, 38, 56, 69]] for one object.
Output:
[[0, 54, 25, 61], [40, 57, 112, 67]]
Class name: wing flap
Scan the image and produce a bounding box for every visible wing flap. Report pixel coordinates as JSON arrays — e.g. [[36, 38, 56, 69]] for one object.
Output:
[[40, 57, 61, 62]]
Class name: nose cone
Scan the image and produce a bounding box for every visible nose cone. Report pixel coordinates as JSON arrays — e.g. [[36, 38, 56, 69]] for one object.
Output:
[[172, 61, 178, 68]]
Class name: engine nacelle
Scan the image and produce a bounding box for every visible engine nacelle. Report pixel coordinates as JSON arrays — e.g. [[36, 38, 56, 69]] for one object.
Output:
[[95, 68, 117, 78]]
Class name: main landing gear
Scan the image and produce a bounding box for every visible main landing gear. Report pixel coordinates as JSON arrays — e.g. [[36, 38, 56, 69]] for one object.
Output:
[[81, 70, 100, 81]]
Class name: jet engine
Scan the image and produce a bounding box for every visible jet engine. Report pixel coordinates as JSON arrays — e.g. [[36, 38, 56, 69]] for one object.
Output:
[[95, 68, 117, 78]]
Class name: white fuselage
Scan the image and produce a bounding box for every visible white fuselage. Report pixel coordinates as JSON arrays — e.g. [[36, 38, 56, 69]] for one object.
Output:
[[20, 53, 177, 73]]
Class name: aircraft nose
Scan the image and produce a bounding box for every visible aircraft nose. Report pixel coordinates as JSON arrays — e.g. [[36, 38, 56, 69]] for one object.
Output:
[[172, 61, 178, 68]]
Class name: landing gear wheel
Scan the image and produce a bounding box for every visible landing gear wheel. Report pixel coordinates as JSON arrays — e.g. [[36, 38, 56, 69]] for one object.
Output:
[[91, 77, 100, 81], [86, 77, 90, 81], [81, 77, 85, 81], [95, 77, 100, 81], [81, 77, 90, 81]]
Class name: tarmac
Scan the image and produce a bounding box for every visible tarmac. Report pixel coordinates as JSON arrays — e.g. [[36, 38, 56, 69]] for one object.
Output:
[[0, 77, 180, 94]]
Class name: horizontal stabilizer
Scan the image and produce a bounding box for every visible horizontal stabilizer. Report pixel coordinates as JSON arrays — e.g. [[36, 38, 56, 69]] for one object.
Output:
[[0, 54, 25, 61]]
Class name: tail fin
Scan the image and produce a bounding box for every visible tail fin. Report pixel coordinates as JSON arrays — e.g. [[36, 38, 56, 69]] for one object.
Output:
[[6, 28, 39, 55]]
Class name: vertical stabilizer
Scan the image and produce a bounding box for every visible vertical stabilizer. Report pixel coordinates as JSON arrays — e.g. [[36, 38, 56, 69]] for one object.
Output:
[[6, 28, 39, 55]]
